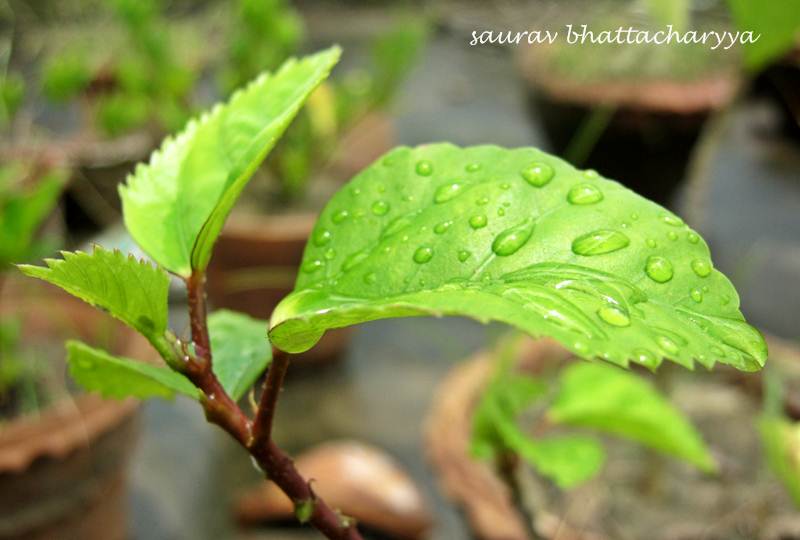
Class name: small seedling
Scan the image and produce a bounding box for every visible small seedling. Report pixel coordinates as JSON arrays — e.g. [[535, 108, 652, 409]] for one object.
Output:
[[20, 47, 766, 538]]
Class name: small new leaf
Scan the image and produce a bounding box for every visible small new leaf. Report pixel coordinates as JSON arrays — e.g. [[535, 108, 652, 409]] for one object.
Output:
[[119, 47, 341, 277], [18, 247, 170, 345], [548, 362, 716, 472], [270, 144, 767, 373], [66, 340, 199, 400], [208, 309, 272, 401]]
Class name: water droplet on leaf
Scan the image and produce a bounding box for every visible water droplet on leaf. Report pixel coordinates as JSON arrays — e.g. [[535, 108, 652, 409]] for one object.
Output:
[[363, 272, 377, 285], [466, 162, 481, 172], [520, 162, 554, 187], [469, 215, 488, 229], [413, 246, 434, 264], [645, 256, 674, 283], [690, 287, 703, 303], [597, 304, 631, 327], [302, 259, 324, 273], [657, 336, 679, 355], [567, 183, 604, 205], [342, 250, 368, 271], [371, 200, 390, 216], [458, 250, 471, 262], [434, 182, 463, 203], [415, 160, 433, 176], [313, 228, 332, 246], [491, 221, 535, 256], [662, 214, 684, 227], [434, 220, 453, 234], [571, 229, 630, 256], [691, 259, 711, 277], [332, 209, 350, 224]]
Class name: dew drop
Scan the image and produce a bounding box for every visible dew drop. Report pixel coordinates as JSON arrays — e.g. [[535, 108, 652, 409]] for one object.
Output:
[[573, 341, 589, 354], [691, 259, 712, 278], [434, 220, 453, 234], [332, 209, 350, 224], [645, 256, 674, 283], [687, 232, 699, 244], [690, 287, 703, 303], [434, 182, 463, 203], [458, 250, 471, 262], [465, 162, 481, 172], [371, 200, 390, 216], [413, 246, 434, 264], [567, 183, 604, 205], [520, 162, 554, 187], [352, 188, 362, 197], [313, 228, 332, 246], [497, 207, 506, 217], [500, 182, 511, 190], [415, 160, 433, 176], [668, 231, 678, 241], [363, 272, 377, 285], [597, 304, 631, 327], [721, 294, 731, 305], [662, 214, 684, 227], [302, 259, 324, 273], [584, 169, 599, 178], [382, 216, 412, 238], [571, 229, 630, 256], [646, 238, 657, 248], [633, 348, 657, 368], [491, 221, 535, 256], [476, 196, 489, 206], [657, 336, 679, 355], [469, 214, 488, 229], [631, 212, 640, 220], [342, 250, 368, 271], [324, 248, 336, 260]]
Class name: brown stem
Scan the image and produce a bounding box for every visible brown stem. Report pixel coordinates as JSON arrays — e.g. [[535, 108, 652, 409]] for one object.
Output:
[[183, 271, 363, 539], [252, 348, 290, 446]]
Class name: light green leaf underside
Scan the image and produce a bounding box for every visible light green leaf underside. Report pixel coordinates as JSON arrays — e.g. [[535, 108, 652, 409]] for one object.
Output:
[[270, 144, 766, 371], [548, 362, 716, 472], [18, 246, 169, 343], [208, 309, 272, 401], [119, 47, 341, 277], [66, 341, 199, 400]]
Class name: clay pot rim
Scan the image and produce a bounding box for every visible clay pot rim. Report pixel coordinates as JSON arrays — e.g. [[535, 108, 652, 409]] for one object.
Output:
[[0, 285, 144, 473], [517, 47, 741, 115]]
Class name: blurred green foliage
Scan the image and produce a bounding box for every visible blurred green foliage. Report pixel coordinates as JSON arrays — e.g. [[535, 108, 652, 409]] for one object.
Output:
[[0, 161, 65, 270], [0, 71, 24, 127]]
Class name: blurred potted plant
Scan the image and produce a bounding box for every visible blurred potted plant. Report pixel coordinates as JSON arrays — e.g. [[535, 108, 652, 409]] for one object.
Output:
[[427, 333, 800, 539], [518, 0, 741, 206], [0, 159, 143, 540]]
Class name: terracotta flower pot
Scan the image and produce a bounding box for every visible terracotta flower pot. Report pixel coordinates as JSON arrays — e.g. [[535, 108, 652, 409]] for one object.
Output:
[[517, 42, 740, 207], [0, 280, 147, 540], [425, 337, 800, 540]]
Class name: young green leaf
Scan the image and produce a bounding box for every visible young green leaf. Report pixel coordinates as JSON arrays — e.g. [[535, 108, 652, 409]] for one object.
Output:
[[475, 389, 604, 488], [66, 340, 199, 400], [18, 247, 170, 351], [548, 362, 716, 472], [208, 309, 272, 401], [0, 167, 64, 268], [726, 0, 800, 71], [269, 144, 767, 372], [759, 416, 800, 507], [119, 47, 341, 277]]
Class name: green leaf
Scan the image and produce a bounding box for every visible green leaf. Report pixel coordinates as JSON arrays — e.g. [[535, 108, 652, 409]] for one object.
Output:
[[269, 144, 767, 373], [208, 309, 271, 401], [18, 247, 170, 348], [548, 362, 716, 472], [119, 47, 341, 277], [760, 416, 800, 507], [0, 166, 64, 268], [66, 340, 199, 400], [726, 0, 800, 71], [471, 372, 604, 488]]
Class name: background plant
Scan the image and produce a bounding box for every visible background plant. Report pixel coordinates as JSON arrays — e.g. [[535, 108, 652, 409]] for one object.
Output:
[[20, 45, 766, 539]]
